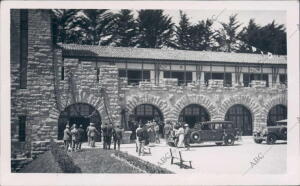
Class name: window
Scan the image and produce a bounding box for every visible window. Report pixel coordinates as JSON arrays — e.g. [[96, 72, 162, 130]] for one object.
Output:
[[279, 74, 287, 85], [18, 116, 26, 142], [204, 72, 232, 87], [118, 69, 126, 78], [96, 68, 100, 82], [61, 66, 65, 80], [243, 73, 269, 87], [163, 71, 192, 85], [20, 10, 28, 89], [118, 69, 150, 85]]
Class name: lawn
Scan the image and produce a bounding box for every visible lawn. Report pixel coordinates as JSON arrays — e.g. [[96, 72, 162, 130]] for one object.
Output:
[[19, 151, 62, 173], [68, 149, 141, 173]]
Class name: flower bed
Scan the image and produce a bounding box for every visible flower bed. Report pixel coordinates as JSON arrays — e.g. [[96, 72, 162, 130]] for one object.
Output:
[[114, 151, 174, 174]]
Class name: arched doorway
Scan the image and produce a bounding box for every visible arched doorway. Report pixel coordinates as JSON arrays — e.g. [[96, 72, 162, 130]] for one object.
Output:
[[179, 104, 210, 128], [267, 104, 287, 126], [225, 104, 252, 135], [58, 103, 102, 141], [131, 104, 164, 124]]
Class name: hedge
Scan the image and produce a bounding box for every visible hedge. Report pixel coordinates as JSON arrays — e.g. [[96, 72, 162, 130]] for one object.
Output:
[[114, 151, 173, 174]]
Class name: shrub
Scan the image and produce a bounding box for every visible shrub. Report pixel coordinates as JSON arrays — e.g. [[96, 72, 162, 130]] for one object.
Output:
[[114, 151, 173, 174], [50, 141, 81, 173]]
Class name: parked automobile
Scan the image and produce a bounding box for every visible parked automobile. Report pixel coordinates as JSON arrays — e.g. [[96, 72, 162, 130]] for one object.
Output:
[[253, 119, 287, 144], [188, 121, 242, 146]]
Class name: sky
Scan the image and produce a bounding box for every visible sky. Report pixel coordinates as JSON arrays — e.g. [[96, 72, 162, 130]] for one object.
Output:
[[112, 9, 286, 31], [164, 9, 286, 30]]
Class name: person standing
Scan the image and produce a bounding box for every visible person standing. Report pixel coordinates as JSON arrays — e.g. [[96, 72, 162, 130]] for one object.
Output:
[[154, 122, 160, 143], [63, 124, 71, 151], [136, 124, 144, 156], [107, 123, 113, 150], [102, 123, 109, 149], [86, 123, 93, 146], [184, 124, 191, 150], [71, 124, 79, 151], [176, 124, 185, 148], [164, 121, 171, 143], [77, 125, 85, 150], [113, 125, 123, 150], [88, 123, 99, 147]]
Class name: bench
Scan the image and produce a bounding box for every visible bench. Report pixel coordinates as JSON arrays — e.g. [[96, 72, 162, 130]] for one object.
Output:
[[169, 148, 192, 169]]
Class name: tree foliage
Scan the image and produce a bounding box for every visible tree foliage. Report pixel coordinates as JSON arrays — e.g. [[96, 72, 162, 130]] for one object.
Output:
[[110, 9, 137, 47], [51, 9, 287, 55], [136, 10, 175, 48], [215, 14, 242, 52]]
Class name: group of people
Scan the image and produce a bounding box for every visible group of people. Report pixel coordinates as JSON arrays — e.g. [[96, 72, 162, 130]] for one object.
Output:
[[63, 122, 123, 151], [163, 121, 191, 150], [63, 124, 85, 151], [101, 123, 123, 150], [135, 120, 191, 156]]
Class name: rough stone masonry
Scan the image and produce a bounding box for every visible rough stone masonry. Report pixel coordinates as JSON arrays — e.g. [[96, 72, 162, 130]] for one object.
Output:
[[10, 9, 287, 157]]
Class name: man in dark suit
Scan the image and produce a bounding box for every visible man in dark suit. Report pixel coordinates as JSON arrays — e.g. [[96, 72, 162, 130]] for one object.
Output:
[[102, 123, 108, 149], [77, 125, 85, 150], [113, 125, 123, 150], [106, 123, 113, 150]]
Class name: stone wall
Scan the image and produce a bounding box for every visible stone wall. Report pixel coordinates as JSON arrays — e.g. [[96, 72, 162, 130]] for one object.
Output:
[[11, 9, 57, 156], [123, 79, 287, 131], [11, 10, 121, 156]]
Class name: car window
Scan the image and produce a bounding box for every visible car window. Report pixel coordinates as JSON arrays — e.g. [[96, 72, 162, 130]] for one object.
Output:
[[215, 123, 221, 129], [201, 124, 211, 130]]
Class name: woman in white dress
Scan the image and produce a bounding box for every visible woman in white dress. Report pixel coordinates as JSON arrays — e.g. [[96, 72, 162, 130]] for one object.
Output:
[[176, 126, 185, 148]]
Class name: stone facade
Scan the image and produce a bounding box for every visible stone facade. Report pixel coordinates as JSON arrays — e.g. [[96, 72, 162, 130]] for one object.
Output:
[[123, 79, 286, 131], [11, 10, 121, 156], [11, 9, 287, 157]]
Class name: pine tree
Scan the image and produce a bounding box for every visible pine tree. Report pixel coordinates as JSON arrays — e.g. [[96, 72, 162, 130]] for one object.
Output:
[[215, 14, 242, 52], [176, 11, 192, 50], [136, 10, 175, 48], [239, 19, 261, 53], [111, 9, 137, 47], [51, 9, 81, 44], [77, 9, 115, 45], [239, 20, 286, 55], [259, 21, 286, 55], [189, 19, 215, 51]]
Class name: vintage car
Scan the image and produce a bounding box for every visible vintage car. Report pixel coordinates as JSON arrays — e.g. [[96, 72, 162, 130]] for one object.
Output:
[[188, 121, 241, 146], [253, 119, 287, 144]]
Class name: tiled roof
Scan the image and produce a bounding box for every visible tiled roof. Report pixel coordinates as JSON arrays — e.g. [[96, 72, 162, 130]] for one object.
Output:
[[59, 44, 287, 65]]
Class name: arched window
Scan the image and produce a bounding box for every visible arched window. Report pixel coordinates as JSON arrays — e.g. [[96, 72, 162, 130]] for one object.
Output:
[[179, 104, 210, 128], [58, 103, 101, 141], [131, 104, 164, 125], [225, 104, 252, 135], [267, 105, 287, 126]]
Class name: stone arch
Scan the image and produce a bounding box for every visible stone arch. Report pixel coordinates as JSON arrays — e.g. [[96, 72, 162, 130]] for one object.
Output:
[[219, 95, 262, 130], [261, 95, 287, 125], [173, 95, 218, 121], [126, 94, 171, 121], [48, 90, 105, 125]]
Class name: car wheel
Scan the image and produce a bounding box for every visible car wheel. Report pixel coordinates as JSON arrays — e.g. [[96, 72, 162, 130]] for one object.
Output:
[[266, 134, 277, 144], [254, 139, 263, 144], [224, 135, 235, 145], [190, 131, 201, 143], [215, 142, 223, 146]]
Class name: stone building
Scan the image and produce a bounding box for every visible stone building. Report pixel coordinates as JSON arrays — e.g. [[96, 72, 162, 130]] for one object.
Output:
[[11, 9, 287, 156]]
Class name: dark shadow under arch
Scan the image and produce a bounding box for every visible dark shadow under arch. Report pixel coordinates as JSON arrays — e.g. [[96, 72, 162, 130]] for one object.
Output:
[[225, 104, 253, 136], [58, 103, 102, 141], [267, 104, 287, 126], [179, 104, 210, 128]]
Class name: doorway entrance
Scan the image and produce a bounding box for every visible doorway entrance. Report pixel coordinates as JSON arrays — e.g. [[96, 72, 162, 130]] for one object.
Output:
[[58, 103, 102, 141], [225, 104, 253, 135]]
